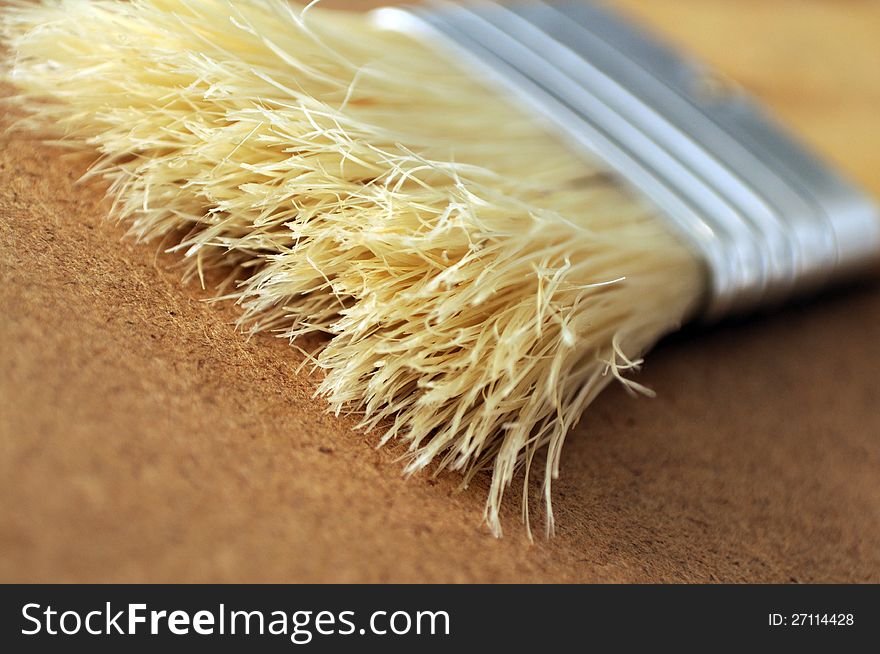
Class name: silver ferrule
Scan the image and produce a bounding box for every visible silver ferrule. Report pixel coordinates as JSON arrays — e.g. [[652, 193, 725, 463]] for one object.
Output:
[[373, 0, 880, 320]]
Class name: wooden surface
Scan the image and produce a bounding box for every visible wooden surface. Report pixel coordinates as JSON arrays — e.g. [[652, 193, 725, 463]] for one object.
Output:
[[616, 0, 880, 198], [1, 0, 878, 582]]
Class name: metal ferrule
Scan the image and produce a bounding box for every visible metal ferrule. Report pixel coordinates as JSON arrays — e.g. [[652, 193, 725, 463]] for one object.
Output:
[[372, 0, 880, 319]]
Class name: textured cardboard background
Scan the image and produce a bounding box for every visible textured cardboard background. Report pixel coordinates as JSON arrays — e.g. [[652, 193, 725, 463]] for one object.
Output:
[[1, 0, 878, 582]]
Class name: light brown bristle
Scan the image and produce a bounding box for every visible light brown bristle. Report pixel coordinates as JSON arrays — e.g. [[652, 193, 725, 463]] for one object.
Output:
[[1, 0, 703, 537]]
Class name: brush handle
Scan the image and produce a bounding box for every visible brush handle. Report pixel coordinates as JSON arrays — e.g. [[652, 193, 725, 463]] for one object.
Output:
[[373, 0, 880, 319]]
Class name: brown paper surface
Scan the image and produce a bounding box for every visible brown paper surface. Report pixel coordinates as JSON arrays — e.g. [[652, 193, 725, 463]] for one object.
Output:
[[2, 0, 878, 582]]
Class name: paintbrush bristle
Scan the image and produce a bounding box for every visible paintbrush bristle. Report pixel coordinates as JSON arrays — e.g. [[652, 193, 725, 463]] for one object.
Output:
[[2, 0, 702, 536]]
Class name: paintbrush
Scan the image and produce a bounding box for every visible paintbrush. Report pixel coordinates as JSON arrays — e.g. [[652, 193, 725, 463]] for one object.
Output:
[[3, 0, 877, 536]]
